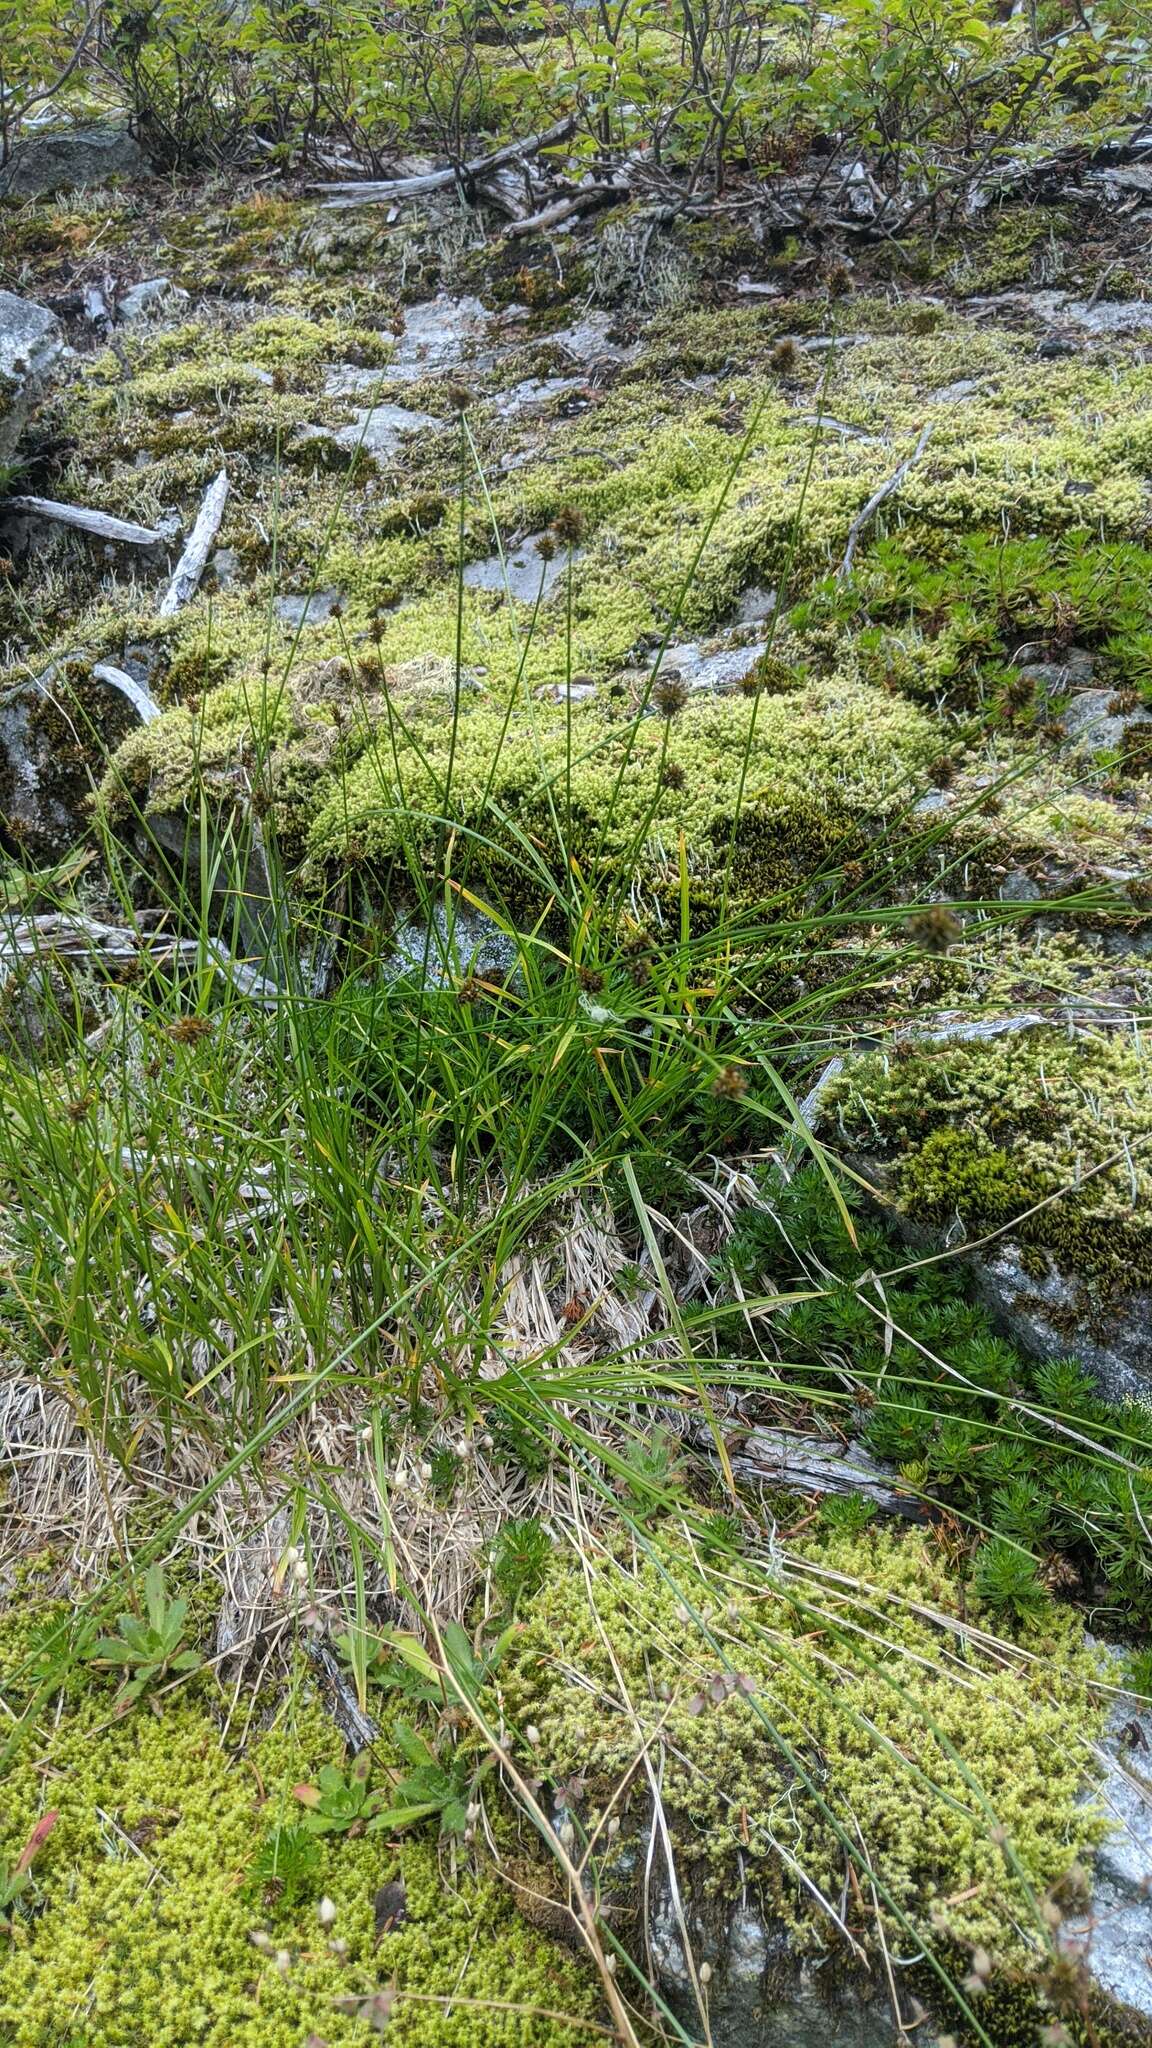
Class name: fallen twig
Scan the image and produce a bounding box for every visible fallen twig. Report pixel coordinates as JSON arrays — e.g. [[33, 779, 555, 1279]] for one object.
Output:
[[91, 662, 164, 725], [312, 115, 577, 208], [837, 423, 933, 581], [686, 1422, 929, 1521], [158, 468, 229, 617], [503, 182, 624, 239], [1, 914, 280, 1004], [2, 496, 161, 547]]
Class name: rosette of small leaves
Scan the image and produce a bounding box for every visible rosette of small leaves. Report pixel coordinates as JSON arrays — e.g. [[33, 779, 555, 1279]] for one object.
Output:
[[370, 1722, 482, 1839], [293, 1753, 383, 1836], [295, 1725, 486, 1842], [91, 1565, 199, 1706]]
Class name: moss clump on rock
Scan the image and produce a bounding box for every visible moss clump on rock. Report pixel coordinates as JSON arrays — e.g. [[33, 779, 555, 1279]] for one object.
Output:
[[501, 1522, 1107, 1960], [99, 660, 939, 911], [822, 1027, 1152, 1288]]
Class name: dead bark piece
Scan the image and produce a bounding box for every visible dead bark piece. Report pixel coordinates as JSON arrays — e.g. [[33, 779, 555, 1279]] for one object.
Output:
[[474, 165, 533, 220], [313, 115, 577, 208], [837, 423, 933, 581], [158, 468, 229, 617], [306, 1638, 379, 1753], [503, 183, 624, 239], [82, 277, 114, 331], [1, 914, 280, 1004], [688, 1422, 927, 1521], [3, 495, 161, 546], [91, 662, 163, 725]]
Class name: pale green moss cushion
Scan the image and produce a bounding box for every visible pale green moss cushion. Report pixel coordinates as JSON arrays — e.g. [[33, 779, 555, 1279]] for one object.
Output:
[[501, 1524, 1107, 1958]]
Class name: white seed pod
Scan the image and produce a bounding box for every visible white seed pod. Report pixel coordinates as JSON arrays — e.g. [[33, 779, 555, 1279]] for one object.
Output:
[[317, 1896, 337, 1928], [525, 1723, 542, 1748], [699, 1962, 713, 1986], [606, 1815, 621, 1839]]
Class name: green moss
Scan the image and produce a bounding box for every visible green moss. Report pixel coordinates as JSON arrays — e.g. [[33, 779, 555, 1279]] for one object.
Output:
[[502, 1523, 1107, 1958], [100, 651, 939, 910], [16, 259, 1152, 939], [823, 1028, 1152, 1287], [942, 208, 1065, 296], [0, 1687, 595, 2048]]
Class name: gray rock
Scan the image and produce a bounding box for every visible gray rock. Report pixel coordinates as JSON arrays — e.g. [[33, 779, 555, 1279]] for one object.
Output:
[[732, 585, 778, 627], [334, 402, 439, 463], [1013, 645, 1096, 696], [322, 363, 395, 399], [117, 277, 190, 324], [382, 294, 501, 383], [386, 901, 518, 987], [998, 866, 1041, 901], [538, 679, 597, 704], [967, 1242, 1152, 1404], [912, 787, 953, 816], [650, 1878, 904, 2048], [211, 547, 241, 591], [463, 534, 573, 604], [0, 123, 147, 199], [0, 290, 63, 466], [1029, 291, 1152, 337], [493, 375, 583, 418], [1061, 688, 1152, 762], [273, 588, 343, 629], [653, 636, 768, 695], [929, 377, 988, 404], [548, 309, 639, 367], [1063, 1652, 1152, 2021]]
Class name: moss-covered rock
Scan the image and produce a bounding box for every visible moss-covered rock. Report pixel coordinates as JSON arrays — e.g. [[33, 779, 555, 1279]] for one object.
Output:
[[501, 1522, 1108, 1960], [822, 1027, 1152, 1293]]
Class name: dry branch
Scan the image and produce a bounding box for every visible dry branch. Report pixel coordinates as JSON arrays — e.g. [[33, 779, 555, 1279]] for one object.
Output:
[[1, 914, 279, 1003], [2, 496, 162, 547], [312, 116, 577, 208], [687, 1422, 928, 1520], [502, 182, 625, 238], [158, 468, 229, 617], [837, 423, 933, 580], [91, 662, 164, 725]]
